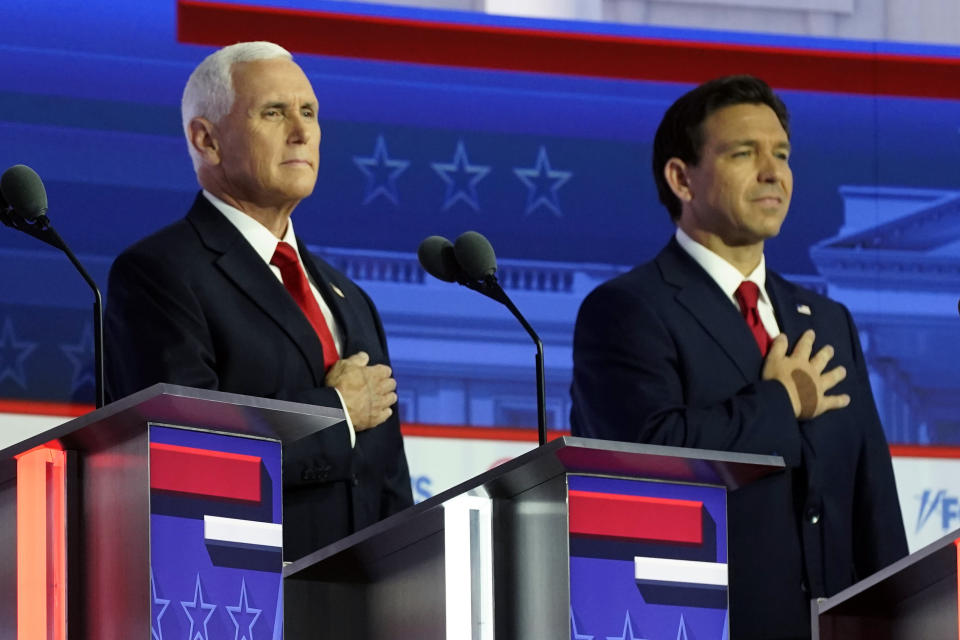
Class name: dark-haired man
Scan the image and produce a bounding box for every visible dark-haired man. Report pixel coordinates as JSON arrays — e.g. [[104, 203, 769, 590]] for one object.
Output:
[[571, 76, 906, 639]]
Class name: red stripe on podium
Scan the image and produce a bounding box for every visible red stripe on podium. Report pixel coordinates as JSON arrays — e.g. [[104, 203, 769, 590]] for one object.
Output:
[[150, 442, 262, 502], [177, 0, 960, 99], [568, 490, 703, 544]]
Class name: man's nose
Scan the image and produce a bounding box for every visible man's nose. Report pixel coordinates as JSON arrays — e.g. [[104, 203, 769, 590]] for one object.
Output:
[[757, 152, 783, 183]]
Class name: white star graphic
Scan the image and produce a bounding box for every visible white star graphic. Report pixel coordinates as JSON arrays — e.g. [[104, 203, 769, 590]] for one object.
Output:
[[150, 568, 169, 640], [431, 139, 491, 211], [353, 135, 410, 206], [226, 578, 262, 640], [60, 322, 95, 394], [606, 611, 648, 640], [513, 146, 572, 217], [180, 574, 216, 640], [676, 613, 689, 640], [0, 316, 36, 389], [570, 605, 595, 640]]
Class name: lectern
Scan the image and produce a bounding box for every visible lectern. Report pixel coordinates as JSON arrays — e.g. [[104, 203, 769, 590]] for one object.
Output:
[[284, 436, 783, 639], [0, 383, 343, 639], [813, 529, 960, 639]]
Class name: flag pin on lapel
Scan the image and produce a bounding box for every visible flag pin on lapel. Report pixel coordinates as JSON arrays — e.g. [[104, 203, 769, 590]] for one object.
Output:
[[796, 304, 812, 316], [331, 284, 345, 299]]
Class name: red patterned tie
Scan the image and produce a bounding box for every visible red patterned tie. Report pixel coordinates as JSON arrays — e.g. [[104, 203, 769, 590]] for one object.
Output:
[[734, 281, 772, 356], [270, 242, 340, 371]]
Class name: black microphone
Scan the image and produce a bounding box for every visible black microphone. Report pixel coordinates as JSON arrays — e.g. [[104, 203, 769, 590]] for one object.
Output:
[[417, 235, 466, 283], [0, 164, 105, 408], [418, 230, 548, 446]]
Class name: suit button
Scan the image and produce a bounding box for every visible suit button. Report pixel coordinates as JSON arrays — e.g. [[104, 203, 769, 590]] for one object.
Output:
[[806, 509, 821, 524], [352, 475, 359, 487]]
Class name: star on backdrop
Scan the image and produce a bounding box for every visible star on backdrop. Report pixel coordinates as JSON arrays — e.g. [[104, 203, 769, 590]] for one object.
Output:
[[353, 134, 410, 206], [0, 316, 36, 389], [226, 578, 262, 640], [606, 611, 649, 640], [181, 574, 217, 640], [431, 139, 491, 211], [150, 569, 169, 640], [61, 322, 95, 394], [513, 145, 572, 217], [676, 614, 690, 640]]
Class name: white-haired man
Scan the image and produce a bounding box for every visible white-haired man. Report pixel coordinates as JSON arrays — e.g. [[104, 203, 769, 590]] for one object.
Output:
[[104, 42, 413, 560]]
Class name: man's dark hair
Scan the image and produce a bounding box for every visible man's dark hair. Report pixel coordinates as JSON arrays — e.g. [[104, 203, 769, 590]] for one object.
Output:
[[652, 75, 790, 221]]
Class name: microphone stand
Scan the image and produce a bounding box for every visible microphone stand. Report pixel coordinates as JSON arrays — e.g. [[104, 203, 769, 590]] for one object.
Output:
[[460, 274, 547, 446], [0, 210, 105, 408]]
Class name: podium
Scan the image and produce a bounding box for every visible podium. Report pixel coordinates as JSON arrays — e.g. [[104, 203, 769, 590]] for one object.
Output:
[[0, 383, 343, 639], [2, 386, 785, 639], [812, 529, 960, 639], [284, 435, 783, 639]]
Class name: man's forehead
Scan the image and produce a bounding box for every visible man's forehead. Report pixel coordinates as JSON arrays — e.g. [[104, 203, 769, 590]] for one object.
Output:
[[231, 58, 317, 101], [703, 103, 788, 143]]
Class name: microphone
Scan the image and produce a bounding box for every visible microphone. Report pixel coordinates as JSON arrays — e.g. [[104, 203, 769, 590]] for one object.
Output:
[[417, 235, 465, 283], [1, 164, 49, 221], [0, 164, 105, 408], [417, 231, 548, 446]]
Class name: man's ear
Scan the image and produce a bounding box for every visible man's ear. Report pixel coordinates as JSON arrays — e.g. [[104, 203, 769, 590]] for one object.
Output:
[[188, 117, 221, 166], [664, 157, 694, 203]]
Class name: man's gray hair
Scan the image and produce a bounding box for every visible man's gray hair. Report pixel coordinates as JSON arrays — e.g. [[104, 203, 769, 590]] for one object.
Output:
[[181, 41, 293, 171]]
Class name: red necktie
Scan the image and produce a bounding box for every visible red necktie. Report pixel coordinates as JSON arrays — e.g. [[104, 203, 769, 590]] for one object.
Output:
[[734, 281, 772, 356], [270, 241, 339, 371]]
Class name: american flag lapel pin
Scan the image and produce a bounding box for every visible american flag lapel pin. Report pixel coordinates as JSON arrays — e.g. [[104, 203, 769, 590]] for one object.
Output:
[[796, 303, 812, 316]]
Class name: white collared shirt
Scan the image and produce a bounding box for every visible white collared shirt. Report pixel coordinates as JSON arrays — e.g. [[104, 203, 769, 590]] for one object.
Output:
[[675, 227, 781, 339], [203, 190, 355, 446]]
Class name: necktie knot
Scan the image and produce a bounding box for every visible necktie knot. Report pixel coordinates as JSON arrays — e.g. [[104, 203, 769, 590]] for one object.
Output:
[[270, 241, 299, 269], [734, 280, 761, 313]]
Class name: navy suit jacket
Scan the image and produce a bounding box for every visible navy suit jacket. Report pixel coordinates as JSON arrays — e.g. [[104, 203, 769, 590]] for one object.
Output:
[[571, 238, 907, 639], [104, 193, 413, 560]]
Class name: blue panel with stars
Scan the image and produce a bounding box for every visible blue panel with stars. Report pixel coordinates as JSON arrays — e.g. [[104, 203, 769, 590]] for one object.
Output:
[[569, 475, 728, 640], [150, 426, 283, 640]]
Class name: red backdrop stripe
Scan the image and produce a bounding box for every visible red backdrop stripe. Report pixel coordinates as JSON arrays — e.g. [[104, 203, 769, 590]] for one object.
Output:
[[177, 0, 960, 99]]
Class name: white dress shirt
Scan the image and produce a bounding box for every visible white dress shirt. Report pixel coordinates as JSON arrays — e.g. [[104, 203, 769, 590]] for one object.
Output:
[[204, 190, 356, 445], [675, 227, 781, 339]]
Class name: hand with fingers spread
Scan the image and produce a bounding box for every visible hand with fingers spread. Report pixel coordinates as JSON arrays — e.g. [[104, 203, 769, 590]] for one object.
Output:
[[762, 329, 850, 421], [324, 351, 398, 431]]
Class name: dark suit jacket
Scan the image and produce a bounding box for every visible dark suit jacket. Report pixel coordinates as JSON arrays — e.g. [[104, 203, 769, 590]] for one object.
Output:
[[571, 238, 907, 639], [104, 192, 413, 560]]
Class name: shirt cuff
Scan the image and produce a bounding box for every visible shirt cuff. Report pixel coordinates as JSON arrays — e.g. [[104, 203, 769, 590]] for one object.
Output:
[[332, 388, 356, 448]]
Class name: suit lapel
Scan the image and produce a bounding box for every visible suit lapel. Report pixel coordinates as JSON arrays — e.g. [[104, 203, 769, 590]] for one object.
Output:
[[766, 272, 814, 345], [186, 194, 328, 385], [656, 238, 765, 381]]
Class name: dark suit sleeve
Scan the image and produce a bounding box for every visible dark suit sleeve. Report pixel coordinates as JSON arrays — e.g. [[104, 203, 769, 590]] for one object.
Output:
[[571, 282, 802, 465], [844, 306, 909, 576], [354, 286, 413, 518], [104, 249, 221, 398]]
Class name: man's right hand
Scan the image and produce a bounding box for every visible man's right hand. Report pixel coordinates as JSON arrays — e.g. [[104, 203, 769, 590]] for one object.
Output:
[[762, 329, 850, 421], [324, 351, 398, 431]]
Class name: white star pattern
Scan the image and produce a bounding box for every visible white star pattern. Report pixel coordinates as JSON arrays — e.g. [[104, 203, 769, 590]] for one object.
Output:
[[60, 321, 95, 394], [150, 569, 169, 640], [180, 574, 216, 640], [353, 135, 410, 206], [606, 611, 648, 640], [513, 146, 572, 217], [431, 139, 491, 211], [0, 316, 36, 388], [226, 578, 262, 640], [676, 614, 689, 640], [570, 605, 595, 640]]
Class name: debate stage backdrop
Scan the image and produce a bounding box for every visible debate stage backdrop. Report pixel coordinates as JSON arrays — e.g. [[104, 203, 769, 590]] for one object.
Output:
[[2, 2, 960, 442]]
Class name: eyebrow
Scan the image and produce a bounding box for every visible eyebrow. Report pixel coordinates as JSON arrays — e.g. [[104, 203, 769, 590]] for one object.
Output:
[[720, 139, 791, 151]]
